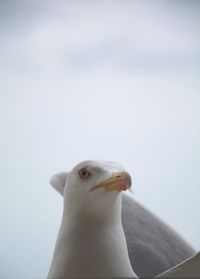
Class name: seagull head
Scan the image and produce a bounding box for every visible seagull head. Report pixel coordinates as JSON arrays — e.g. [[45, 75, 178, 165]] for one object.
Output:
[[50, 160, 132, 217]]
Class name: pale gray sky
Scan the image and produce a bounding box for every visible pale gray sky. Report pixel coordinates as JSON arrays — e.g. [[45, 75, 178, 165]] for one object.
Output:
[[0, 1, 200, 278]]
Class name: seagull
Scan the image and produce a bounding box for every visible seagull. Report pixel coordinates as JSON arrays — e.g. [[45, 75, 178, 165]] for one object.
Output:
[[47, 160, 196, 278]]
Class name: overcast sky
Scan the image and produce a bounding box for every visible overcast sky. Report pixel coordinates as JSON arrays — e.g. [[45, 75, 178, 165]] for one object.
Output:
[[0, 1, 200, 278]]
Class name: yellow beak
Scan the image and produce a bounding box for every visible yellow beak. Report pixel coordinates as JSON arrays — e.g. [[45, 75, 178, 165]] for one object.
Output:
[[90, 171, 132, 192]]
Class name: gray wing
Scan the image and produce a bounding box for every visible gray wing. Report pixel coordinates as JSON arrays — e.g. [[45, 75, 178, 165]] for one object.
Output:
[[155, 252, 200, 278], [122, 194, 195, 278]]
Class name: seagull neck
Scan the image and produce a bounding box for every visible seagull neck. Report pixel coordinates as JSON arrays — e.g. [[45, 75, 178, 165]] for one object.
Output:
[[64, 195, 122, 226], [48, 196, 136, 278]]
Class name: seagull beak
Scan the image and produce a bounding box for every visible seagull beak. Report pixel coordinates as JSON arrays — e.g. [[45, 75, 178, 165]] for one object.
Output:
[[90, 171, 132, 192]]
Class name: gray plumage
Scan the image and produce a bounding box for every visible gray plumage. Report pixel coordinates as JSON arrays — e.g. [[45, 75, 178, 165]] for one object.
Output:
[[122, 195, 195, 278]]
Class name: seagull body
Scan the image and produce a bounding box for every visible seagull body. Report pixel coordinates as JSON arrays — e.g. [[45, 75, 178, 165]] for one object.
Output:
[[48, 160, 196, 278], [48, 160, 136, 278]]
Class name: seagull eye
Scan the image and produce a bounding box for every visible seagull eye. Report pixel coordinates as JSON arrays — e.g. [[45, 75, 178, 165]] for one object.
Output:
[[78, 168, 90, 178]]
